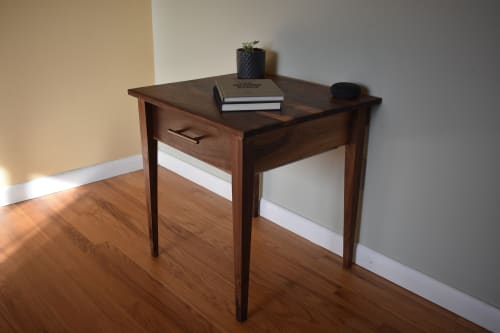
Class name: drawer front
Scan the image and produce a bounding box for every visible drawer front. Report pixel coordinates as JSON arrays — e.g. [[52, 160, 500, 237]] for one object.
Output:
[[153, 105, 232, 172]]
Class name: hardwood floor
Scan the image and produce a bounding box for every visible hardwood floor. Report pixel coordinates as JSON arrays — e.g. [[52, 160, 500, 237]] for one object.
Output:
[[0, 168, 486, 332]]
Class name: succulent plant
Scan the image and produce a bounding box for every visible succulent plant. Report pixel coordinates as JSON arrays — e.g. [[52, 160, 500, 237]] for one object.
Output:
[[241, 40, 259, 52]]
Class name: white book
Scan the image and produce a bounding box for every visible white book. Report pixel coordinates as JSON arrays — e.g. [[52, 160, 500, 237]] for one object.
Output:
[[213, 86, 282, 112], [220, 102, 282, 112]]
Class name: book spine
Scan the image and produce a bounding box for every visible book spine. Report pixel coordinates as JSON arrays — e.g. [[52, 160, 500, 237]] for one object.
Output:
[[214, 85, 282, 112], [214, 81, 226, 102]]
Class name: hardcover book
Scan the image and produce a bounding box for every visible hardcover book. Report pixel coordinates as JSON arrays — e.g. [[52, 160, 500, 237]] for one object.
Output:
[[213, 87, 282, 112], [214, 78, 284, 103]]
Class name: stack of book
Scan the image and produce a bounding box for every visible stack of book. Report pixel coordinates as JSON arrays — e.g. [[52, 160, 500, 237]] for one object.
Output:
[[213, 78, 284, 112]]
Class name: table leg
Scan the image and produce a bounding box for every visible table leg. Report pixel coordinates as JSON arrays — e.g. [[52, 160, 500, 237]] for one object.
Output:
[[343, 108, 369, 268], [232, 138, 254, 322], [138, 100, 159, 257], [252, 173, 261, 217]]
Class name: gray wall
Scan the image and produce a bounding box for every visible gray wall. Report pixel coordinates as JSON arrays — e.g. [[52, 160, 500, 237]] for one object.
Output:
[[152, 0, 500, 308]]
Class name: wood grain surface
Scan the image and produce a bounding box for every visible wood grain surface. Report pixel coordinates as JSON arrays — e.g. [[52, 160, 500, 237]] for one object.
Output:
[[0, 168, 486, 332], [128, 74, 382, 137], [153, 103, 233, 172]]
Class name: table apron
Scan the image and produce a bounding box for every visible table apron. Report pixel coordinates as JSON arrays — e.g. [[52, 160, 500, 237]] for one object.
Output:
[[151, 104, 358, 176], [249, 111, 352, 173]]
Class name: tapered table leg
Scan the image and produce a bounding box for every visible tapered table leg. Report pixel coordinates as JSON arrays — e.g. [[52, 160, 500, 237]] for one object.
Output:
[[252, 173, 261, 217], [343, 108, 369, 268], [138, 100, 159, 257], [232, 138, 254, 322]]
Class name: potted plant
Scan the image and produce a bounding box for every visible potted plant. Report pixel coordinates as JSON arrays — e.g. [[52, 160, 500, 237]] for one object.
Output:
[[237, 40, 266, 79]]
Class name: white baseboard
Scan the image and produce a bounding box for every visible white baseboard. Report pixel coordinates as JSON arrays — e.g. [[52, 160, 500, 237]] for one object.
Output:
[[1, 151, 498, 331], [0, 155, 142, 207], [158, 151, 232, 201], [354, 244, 500, 332], [259, 199, 344, 256], [157, 150, 500, 332]]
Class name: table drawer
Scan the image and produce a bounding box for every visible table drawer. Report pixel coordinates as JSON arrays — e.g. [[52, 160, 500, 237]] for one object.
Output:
[[153, 105, 232, 172]]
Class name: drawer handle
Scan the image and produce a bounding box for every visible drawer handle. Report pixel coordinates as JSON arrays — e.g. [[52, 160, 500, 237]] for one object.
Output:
[[167, 128, 200, 144]]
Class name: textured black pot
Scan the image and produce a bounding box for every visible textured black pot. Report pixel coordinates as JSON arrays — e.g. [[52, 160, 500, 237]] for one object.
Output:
[[237, 48, 266, 79]]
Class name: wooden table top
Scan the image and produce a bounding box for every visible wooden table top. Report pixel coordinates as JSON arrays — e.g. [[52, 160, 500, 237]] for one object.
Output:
[[128, 74, 382, 137]]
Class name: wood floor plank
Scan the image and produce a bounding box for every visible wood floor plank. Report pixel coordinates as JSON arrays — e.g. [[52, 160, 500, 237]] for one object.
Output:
[[0, 168, 488, 333], [161, 196, 425, 333]]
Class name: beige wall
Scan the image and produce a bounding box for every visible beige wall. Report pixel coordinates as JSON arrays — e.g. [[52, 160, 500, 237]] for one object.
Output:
[[152, 0, 500, 309], [0, 0, 154, 187]]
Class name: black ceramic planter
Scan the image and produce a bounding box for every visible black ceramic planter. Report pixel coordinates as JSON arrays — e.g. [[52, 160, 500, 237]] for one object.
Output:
[[236, 48, 266, 79]]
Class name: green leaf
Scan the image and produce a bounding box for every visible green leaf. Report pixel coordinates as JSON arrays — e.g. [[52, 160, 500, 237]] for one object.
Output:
[[241, 40, 259, 52]]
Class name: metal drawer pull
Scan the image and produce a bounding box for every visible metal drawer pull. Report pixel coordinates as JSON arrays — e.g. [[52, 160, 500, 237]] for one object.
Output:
[[167, 128, 200, 144]]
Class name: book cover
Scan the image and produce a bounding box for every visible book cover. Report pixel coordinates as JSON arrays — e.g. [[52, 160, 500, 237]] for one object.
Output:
[[214, 78, 284, 103], [213, 86, 281, 112]]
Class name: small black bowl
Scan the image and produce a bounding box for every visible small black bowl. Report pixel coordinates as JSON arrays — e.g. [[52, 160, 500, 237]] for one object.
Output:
[[330, 82, 361, 100]]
